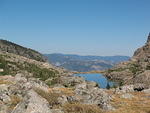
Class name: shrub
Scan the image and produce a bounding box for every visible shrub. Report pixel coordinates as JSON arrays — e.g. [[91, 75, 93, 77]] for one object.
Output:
[[0, 54, 59, 83], [129, 63, 141, 74], [23, 63, 58, 81], [107, 68, 126, 73], [0, 56, 11, 75]]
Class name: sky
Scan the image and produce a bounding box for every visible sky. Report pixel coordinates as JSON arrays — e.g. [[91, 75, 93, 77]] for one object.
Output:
[[0, 0, 150, 56]]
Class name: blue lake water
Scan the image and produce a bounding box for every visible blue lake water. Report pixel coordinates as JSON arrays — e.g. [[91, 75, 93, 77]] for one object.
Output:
[[74, 73, 116, 89]]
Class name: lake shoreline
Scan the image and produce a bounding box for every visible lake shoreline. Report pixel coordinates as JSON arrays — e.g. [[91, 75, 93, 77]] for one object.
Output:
[[72, 70, 105, 74], [74, 73, 117, 89]]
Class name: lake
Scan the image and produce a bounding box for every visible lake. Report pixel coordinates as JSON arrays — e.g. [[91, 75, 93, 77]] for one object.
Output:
[[74, 73, 116, 89]]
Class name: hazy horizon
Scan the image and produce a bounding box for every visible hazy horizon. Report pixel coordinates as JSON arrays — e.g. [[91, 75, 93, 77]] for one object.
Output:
[[0, 0, 150, 56], [44, 52, 131, 57]]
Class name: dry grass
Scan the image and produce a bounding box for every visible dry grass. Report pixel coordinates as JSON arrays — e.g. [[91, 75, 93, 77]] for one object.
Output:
[[48, 87, 74, 96], [34, 87, 74, 108], [108, 92, 150, 113], [63, 103, 103, 113], [34, 88, 61, 106], [8, 95, 21, 111], [0, 79, 13, 85]]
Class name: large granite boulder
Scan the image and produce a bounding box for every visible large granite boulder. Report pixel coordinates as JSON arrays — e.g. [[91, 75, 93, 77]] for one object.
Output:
[[11, 90, 52, 113], [74, 82, 114, 110]]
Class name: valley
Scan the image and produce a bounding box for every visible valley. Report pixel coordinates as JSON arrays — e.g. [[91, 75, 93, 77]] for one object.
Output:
[[45, 53, 130, 72], [0, 34, 150, 113]]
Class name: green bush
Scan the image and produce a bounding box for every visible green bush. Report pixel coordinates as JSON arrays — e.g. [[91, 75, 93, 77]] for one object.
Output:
[[0, 55, 59, 82], [128, 63, 141, 74], [107, 68, 125, 73], [23, 63, 58, 81], [0, 56, 11, 75]]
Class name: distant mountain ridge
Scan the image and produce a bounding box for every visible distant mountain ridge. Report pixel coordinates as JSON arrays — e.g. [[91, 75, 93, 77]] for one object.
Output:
[[0, 39, 47, 62], [45, 53, 130, 72]]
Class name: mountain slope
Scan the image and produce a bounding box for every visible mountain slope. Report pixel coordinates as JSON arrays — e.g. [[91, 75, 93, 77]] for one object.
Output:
[[105, 33, 150, 87], [0, 39, 46, 62], [45, 53, 130, 72]]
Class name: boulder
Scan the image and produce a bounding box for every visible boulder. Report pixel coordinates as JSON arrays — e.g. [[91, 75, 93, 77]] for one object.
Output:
[[12, 90, 52, 113], [115, 85, 134, 94], [60, 76, 85, 87], [15, 73, 27, 83], [0, 69, 4, 72], [0, 93, 11, 103], [143, 89, 150, 93], [115, 84, 145, 94], [57, 95, 68, 105], [120, 93, 134, 99], [75, 83, 114, 110]]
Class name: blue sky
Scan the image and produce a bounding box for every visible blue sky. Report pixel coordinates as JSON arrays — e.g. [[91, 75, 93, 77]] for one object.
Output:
[[0, 0, 150, 56]]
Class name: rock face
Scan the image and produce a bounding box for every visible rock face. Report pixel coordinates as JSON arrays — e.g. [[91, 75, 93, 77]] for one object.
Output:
[[0, 39, 46, 62], [105, 33, 150, 88], [147, 33, 150, 43], [133, 33, 150, 60]]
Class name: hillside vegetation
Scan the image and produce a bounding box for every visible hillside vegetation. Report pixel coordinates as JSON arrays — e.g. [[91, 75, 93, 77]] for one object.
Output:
[[0, 39, 46, 62]]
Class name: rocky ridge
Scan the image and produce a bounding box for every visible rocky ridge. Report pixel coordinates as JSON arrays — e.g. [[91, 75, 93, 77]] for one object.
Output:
[[105, 33, 150, 88]]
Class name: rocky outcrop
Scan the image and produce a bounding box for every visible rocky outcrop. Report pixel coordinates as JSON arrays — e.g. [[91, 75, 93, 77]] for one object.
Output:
[[11, 90, 52, 113], [147, 33, 150, 43], [0, 72, 114, 113], [74, 82, 114, 110], [105, 33, 150, 88]]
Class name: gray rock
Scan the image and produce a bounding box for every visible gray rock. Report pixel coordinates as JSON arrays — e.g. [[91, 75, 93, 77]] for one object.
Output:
[[0, 84, 9, 92], [57, 95, 68, 104], [60, 76, 85, 87], [115, 85, 134, 94], [0, 69, 4, 72], [75, 83, 114, 110], [51, 109, 64, 113], [86, 81, 98, 89], [0, 93, 11, 103], [15, 73, 27, 83], [115, 84, 145, 94], [143, 89, 150, 93], [0, 104, 8, 113], [67, 96, 80, 103], [120, 93, 134, 99], [12, 90, 52, 113]]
